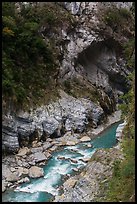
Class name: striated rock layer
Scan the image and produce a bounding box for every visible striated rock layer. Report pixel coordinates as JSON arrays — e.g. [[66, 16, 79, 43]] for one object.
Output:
[[2, 91, 105, 152]]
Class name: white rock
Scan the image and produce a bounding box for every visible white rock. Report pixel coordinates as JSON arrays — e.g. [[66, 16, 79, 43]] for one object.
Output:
[[80, 136, 91, 142], [29, 166, 44, 178], [87, 143, 92, 148]]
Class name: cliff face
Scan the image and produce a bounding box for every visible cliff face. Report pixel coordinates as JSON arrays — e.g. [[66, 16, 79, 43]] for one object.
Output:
[[2, 2, 134, 153]]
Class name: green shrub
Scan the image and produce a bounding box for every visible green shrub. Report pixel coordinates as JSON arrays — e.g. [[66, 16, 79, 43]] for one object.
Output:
[[104, 6, 132, 30]]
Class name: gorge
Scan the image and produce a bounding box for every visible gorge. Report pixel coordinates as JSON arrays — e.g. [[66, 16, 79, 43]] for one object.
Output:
[[2, 2, 135, 202]]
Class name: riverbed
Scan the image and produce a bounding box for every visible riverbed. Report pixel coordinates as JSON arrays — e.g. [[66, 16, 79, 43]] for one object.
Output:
[[2, 121, 121, 202]]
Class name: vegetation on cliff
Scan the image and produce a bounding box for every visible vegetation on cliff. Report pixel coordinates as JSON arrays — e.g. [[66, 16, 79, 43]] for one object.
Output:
[[105, 71, 135, 202], [2, 2, 75, 110], [104, 7, 135, 200]]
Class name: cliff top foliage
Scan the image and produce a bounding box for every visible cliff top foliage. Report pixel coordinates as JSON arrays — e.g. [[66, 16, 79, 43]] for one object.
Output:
[[103, 4, 134, 32], [2, 2, 75, 111]]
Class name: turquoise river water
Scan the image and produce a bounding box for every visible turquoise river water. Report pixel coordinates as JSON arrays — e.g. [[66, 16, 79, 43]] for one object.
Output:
[[2, 121, 121, 202]]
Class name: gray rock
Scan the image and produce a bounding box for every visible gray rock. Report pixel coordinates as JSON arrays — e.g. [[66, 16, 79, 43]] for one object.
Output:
[[49, 144, 58, 152], [44, 152, 51, 159], [43, 142, 53, 150], [28, 166, 44, 178], [33, 152, 47, 163], [31, 147, 43, 153], [42, 118, 59, 135], [17, 123, 36, 146], [6, 172, 19, 182]]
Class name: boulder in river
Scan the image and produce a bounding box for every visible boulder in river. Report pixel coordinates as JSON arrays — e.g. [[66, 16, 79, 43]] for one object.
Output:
[[80, 136, 91, 142], [28, 166, 44, 178], [57, 156, 66, 160], [69, 158, 78, 163], [87, 143, 92, 148]]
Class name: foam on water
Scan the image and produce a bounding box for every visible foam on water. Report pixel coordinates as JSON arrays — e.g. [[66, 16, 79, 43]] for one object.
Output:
[[64, 143, 95, 158], [16, 176, 59, 196], [44, 162, 71, 177], [3, 122, 121, 202]]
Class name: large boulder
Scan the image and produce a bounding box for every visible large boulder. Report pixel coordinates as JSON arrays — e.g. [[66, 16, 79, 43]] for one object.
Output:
[[6, 172, 19, 182], [28, 166, 44, 178], [80, 136, 91, 142]]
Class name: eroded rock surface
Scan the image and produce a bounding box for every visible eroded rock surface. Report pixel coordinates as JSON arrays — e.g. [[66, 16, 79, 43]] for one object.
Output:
[[54, 147, 124, 202]]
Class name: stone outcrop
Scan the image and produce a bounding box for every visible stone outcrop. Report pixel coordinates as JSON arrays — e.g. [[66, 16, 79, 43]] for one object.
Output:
[[2, 91, 105, 152]]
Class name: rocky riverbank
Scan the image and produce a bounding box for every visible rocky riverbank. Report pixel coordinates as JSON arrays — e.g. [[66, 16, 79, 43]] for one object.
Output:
[[2, 110, 122, 194], [53, 116, 127, 202], [53, 146, 124, 202]]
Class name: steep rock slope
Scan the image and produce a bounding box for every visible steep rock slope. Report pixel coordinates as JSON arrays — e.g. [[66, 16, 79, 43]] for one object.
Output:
[[2, 2, 134, 152]]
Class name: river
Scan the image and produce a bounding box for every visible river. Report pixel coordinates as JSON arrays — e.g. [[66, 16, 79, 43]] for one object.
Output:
[[2, 121, 121, 202]]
